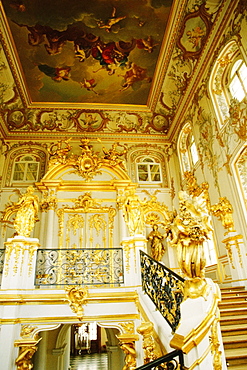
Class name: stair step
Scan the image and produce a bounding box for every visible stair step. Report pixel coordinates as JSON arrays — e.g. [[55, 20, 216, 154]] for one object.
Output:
[[220, 307, 247, 316], [220, 286, 246, 292], [222, 295, 247, 302], [220, 315, 247, 326], [219, 301, 247, 309], [221, 324, 247, 336], [227, 364, 247, 370], [225, 347, 247, 365], [223, 334, 247, 349]]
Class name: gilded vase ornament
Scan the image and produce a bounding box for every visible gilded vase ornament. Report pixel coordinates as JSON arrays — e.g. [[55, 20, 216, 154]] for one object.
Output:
[[13, 186, 39, 238], [169, 191, 212, 299]]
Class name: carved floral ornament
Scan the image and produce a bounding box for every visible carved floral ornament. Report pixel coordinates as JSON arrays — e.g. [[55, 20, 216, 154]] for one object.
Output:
[[47, 137, 128, 181]]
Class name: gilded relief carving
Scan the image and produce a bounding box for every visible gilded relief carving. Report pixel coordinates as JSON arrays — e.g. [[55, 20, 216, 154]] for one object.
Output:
[[57, 193, 116, 249], [65, 286, 88, 320]]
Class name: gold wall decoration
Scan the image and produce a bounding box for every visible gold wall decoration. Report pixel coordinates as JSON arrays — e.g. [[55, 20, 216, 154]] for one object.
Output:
[[1, 186, 39, 237], [48, 138, 127, 181], [119, 322, 135, 335], [184, 171, 210, 209], [211, 197, 235, 234], [169, 191, 212, 299], [40, 190, 57, 212], [57, 193, 116, 249], [65, 286, 88, 321]]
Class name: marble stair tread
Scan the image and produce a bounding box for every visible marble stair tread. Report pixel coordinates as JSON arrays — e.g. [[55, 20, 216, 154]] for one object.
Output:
[[225, 347, 247, 358], [227, 364, 247, 370], [223, 334, 247, 342], [221, 323, 247, 335]]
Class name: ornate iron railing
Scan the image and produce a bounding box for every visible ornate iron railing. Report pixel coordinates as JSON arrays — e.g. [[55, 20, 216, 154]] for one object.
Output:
[[135, 349, 184, 370], [35, 248, 124, 286], [140, 250, 184, 332]]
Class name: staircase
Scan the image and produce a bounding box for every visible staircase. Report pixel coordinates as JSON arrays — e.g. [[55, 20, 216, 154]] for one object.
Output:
[[219, 286, 247, 370]]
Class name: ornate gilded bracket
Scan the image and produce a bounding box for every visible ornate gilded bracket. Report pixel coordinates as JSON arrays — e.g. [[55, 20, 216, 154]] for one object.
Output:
[[65, 286, 88, 320]]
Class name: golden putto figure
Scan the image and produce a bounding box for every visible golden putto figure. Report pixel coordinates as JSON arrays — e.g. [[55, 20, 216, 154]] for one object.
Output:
[[13, 186, 39, 238]]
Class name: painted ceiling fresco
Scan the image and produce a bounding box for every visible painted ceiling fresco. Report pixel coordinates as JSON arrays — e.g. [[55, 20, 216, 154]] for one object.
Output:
[[0, 0, 225, 137], [2, 0, 173, 107]]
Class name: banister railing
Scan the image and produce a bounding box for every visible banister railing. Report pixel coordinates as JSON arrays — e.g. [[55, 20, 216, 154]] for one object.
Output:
[[140, 250, 184, 332], [35, 247, 124, 287], [135, 349, 184, 370]]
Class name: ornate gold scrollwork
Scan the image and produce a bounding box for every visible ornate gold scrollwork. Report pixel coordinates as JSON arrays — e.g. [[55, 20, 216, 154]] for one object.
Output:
[[210, 317, 222, 370], [65, 286, 88, 320], [137, 322, 161, 364], [48, 138, 127, 181]]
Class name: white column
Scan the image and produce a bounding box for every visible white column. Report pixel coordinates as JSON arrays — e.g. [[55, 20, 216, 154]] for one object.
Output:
[[1, 236, 39, 289]]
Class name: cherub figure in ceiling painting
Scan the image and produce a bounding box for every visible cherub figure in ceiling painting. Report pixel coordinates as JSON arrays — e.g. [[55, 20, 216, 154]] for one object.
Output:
[[96, 6, 126, 33]]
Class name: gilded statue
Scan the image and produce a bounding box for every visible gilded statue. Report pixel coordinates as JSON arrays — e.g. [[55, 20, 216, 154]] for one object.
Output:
[[147, 224, 166, 261], [16, 346, 37, 370], [169, 191, 212, 298], [13, 186, 39, 238], [123, 189, 144, 236], [210, 197, 235, 234], [102, 142, 127, 168], [120, 341, 136, 370]]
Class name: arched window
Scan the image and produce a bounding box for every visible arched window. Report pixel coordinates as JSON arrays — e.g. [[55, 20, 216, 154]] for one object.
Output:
[[137, 157, 162, 183], [12, 155, 39, 182], [3, 147, 47, 187], [178, 123, 199, 173], [210, 40, 247, 126], [235, 146, 247, 205]]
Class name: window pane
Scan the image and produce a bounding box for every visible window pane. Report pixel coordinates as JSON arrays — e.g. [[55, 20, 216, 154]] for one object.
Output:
[[239, 63, 247, 91], [13, 163, 25, 181], [229, 76, 245, 101], [190, 142, 199, 165], [26, 163, 38, 180], [138, 172, 149, 181]]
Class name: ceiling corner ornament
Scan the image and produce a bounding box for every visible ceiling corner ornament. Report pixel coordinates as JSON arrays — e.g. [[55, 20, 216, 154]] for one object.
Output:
[[177, 3, 213, 60], [65, 286, 88, 321]]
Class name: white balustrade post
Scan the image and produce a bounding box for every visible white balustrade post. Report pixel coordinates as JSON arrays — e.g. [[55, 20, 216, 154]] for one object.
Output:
[[1, 236, 39, 289]]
